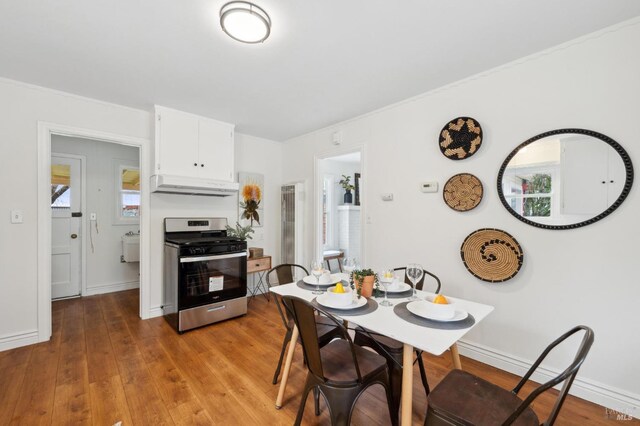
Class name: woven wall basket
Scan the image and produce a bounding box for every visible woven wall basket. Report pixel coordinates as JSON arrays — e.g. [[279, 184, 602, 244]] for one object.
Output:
[[439, 116, 483, 160], [460, 228, 523, 282], [443, 173, 483, 211]]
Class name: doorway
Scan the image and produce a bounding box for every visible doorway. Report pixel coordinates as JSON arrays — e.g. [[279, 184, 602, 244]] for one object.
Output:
[[37, 122, 150, 343], [51, 136, 141, 300], [314, 148, 364, 271]]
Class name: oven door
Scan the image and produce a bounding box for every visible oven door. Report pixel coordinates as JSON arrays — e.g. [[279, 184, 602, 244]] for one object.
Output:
[[178, 251, 247, 309]]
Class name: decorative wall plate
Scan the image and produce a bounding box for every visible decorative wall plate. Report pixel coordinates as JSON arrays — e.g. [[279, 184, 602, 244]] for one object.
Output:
[[439, 117, 483, 160], [443, 173, 483, 211], [460, 228, 523, 282]]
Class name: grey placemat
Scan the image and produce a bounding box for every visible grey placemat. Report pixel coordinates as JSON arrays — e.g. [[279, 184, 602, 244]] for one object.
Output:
[[311, 297, 378, 316], [296, 279, 348, 292], [393, 301, 475, 330], [375, 289, 413, 299]]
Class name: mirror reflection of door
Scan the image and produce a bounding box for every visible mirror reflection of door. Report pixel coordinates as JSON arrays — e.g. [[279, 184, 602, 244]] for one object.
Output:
[[51, 154, 82, 299]]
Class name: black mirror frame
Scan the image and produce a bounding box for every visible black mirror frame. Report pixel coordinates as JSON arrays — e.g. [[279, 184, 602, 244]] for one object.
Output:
[[497, 128, 634, 230]]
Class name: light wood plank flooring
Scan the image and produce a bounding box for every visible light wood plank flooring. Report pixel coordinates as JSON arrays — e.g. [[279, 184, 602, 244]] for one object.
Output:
[[0, 290, 635, 425]]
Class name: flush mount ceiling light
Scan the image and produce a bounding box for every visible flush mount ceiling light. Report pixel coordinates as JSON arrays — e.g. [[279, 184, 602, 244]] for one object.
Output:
[[220, 1, 271, 44]]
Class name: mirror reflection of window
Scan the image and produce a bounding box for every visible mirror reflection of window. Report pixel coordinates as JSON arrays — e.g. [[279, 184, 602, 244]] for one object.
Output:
[[499, 130, 632, 229], [120, 167, 140, 218], [51, 163, 71, 208]]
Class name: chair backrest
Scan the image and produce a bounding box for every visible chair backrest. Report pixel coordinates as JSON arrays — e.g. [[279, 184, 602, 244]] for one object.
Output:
[[282, 295, 363, 383], [266, 264, 309, 330], [393, 267, 441, 293], [507, 325, 594, 425]]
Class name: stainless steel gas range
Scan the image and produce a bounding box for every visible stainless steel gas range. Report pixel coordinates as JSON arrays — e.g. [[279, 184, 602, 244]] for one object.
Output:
[[162, 217, 247, 333]]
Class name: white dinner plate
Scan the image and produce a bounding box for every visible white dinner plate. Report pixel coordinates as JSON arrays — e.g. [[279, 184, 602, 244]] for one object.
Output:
[[316, 294, 368, 310], [406, 301, 468, 322], [303, 274, 342, 286], [382, 282, 411, 293]]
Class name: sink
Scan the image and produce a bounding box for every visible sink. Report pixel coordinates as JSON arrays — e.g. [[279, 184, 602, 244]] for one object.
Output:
[[122, 234, 140, 262]]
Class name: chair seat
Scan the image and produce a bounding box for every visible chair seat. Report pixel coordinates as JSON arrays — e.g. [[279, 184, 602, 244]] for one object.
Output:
[[428, 369, 539, 426], [320, 339, 388, 384]]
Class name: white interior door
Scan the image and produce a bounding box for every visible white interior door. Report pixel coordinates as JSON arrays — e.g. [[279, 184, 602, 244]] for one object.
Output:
[[51, 154, 82, 299]]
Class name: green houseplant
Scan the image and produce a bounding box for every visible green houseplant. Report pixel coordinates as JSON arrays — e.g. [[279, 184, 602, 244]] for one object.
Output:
[[349, 268, 379, 298], [339, 174, 355, 204], [225, 222, 254, 241]]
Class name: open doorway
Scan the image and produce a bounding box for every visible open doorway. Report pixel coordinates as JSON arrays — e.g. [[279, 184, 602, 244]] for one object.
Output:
[[315, 149, 363, 272], [51, 136, 141, 299], [37, 122, 150, 343]]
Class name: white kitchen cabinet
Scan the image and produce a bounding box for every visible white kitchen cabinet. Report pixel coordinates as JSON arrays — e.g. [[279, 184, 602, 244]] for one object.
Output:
[[154, 106, 235, 181]]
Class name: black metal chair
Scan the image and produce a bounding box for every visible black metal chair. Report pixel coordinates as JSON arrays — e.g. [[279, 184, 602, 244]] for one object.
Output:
[[324, 252, 344, 273], [267, 263, 343, 385], [353, 267, 442, 416], [425, 325, 595, 426], [283, 295, 398, 426]]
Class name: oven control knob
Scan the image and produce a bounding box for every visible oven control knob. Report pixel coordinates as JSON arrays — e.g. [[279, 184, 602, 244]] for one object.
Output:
[[230, 245, 237, 251]]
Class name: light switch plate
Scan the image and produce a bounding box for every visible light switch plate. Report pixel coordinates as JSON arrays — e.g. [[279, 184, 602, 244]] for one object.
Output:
[[11, 209, 23, 224], [381, 193, 394, 201], [420, 182, 439, 193]]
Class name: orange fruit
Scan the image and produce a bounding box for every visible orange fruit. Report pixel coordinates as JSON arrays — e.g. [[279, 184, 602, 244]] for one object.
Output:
[[433, 295, 448, 304]]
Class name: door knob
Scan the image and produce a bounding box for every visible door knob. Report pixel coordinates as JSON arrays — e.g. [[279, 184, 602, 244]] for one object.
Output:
[[70, 234, 78, 239]]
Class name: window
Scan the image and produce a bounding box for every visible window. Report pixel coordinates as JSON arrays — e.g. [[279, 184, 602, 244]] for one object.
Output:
[[503, 169, 555, 218], [117, 166, 140, 222], [51, 163, 71, 208]]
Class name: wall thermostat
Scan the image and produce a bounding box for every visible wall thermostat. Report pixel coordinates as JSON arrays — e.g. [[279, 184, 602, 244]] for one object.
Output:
[[421, 182, 438, 193]]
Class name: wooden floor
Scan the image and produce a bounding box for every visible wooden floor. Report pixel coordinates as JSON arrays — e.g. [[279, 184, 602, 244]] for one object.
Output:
[[0, 290, 635, 425]]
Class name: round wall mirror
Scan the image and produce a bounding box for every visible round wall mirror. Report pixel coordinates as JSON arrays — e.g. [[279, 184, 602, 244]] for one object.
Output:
[[497, 129, 633, 230]]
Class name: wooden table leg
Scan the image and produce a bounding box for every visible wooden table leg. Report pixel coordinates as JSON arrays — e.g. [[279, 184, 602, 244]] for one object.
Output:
[[401, 343, 413, 426], [450, 343, 462, 369], [275, 325, 299, 409]]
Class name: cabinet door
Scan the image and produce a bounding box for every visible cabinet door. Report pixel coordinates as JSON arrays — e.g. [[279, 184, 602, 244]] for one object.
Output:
[[198, 118, 234, 181], [156, 109, 200, 177]]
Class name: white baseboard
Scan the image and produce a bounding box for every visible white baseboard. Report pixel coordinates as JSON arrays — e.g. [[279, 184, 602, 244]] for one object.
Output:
[[457, 339, 639, 418], [148, 306, 163, 318], [84, 280, 139, 296], [0, 329, 39, 352]]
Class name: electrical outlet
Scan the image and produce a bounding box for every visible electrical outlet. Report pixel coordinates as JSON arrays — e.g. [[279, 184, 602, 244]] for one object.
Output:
[[381, 193, 394, 201], [11, 209, 23, 224], [90, 213, 97, 221]]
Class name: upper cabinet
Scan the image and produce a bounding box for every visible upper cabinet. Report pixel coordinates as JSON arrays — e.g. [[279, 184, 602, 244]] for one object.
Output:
[[154, 106, 235, 181]]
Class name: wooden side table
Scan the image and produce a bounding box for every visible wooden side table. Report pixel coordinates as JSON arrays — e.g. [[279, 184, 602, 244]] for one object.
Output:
[[247, 255, 272, 301]]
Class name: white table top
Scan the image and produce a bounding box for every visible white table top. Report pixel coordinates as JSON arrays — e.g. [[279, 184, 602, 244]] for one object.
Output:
[[270, 277, 494, 356]]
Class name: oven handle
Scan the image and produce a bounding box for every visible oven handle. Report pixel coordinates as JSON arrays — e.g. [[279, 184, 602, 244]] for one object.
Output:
[[179, 252, 247, 263]]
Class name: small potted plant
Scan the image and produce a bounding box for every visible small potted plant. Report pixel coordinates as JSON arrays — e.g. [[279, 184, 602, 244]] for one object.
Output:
[[349, 268, 379, 298], [339, 174, 355, 204], [225, 222, 254, 241]]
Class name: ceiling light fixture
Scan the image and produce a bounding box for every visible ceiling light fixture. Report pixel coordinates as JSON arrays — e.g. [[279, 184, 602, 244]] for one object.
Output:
[[220, 1, 271, 44]]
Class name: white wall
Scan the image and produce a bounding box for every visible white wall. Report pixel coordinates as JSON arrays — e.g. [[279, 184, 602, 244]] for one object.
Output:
[[52, 135, 140, 295], [0, 79, 150, 350], [282, 20, 640, 413], [0, 78, 282, 349]]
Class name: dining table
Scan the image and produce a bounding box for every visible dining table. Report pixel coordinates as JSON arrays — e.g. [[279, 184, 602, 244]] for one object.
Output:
[[270, 274, 494, 425]]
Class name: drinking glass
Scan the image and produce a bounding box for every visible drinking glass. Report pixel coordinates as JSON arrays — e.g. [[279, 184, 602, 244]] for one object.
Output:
[[378, 268, 395, 307], [311, 260, 325, 295], [406, 263, 423, 301]]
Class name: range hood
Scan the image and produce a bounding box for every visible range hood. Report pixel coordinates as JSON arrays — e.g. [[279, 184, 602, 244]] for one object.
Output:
[[151, 174, 238, 196]]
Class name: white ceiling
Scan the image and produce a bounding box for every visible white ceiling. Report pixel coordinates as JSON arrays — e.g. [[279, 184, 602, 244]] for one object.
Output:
[[1, 1, 639, 141]]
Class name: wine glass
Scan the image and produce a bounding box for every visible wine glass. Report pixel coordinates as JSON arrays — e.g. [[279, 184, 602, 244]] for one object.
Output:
[[311, 260, 325, 295], [378, 268, 395, 306], [406, 263, 423, 301], [342, 257, 356, 278]]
